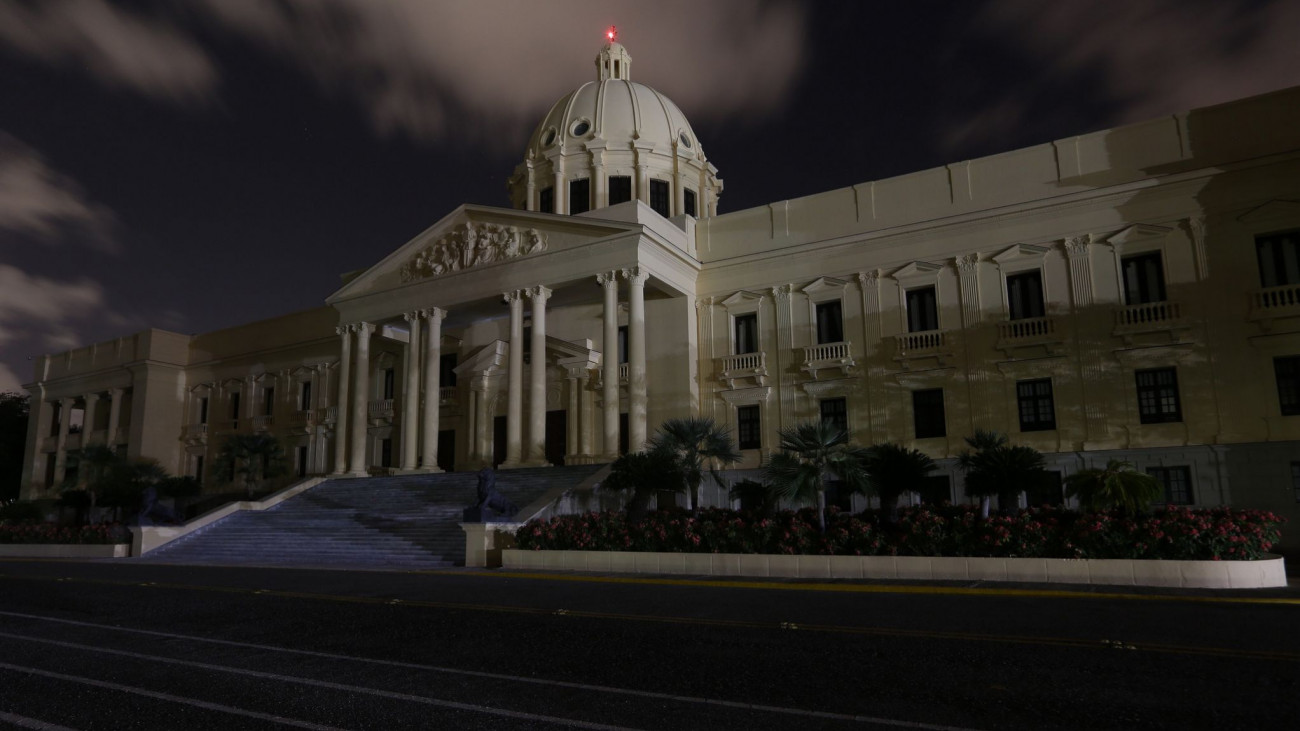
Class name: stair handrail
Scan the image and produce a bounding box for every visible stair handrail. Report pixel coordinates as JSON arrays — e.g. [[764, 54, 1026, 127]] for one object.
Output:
[[511, 464, 616, 525], [129, 476, 327, 557]]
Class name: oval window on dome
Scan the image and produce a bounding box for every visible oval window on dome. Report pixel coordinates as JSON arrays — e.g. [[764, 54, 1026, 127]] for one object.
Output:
[[542, 128, 557, 147], [679, 132, 692, 149], [571, 119, 591, 137]]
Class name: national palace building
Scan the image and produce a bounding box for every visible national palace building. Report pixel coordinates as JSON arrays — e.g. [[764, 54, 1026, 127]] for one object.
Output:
[[19, 40, 1300, 550]]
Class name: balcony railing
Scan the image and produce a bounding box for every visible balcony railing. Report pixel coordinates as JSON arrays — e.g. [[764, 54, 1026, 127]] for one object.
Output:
[[252, 414, 274, 431], [368, 399, 394, 420], [893, 330, 952, 369], [717, 351, 768, 389], [996, 316, 1065, 355], [1113, 301, 1188, 343], [289, 410, 315, 428], [619, 363, 630, 385], [184, 423, 208, 438], [439, 386, 457, 405], [321, 405, 338, 424], [1251, 284, 1300, 319], [801, 341, 854, 379]]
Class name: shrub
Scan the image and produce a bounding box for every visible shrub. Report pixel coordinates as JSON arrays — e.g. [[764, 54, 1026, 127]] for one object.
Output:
[[0, 500, 45, 524], [0, 522, 128, 545]]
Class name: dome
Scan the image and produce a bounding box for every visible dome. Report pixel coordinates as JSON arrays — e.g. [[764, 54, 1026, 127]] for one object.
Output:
[[508, 40, 722, 219]]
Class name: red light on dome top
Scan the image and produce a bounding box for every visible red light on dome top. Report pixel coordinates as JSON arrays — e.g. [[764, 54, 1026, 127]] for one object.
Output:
[[607, 26, 617, 41]]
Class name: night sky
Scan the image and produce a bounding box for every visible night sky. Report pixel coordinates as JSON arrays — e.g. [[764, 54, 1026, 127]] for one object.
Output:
[[2, 0, 1299, 393]]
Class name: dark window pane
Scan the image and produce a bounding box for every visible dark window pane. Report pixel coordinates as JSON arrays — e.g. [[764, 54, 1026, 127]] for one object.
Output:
[[906, 286, 939, 332], [198, 397, 208, 424], [1256, 231, 1300, 288], [1276, 355, 1300, 416], [264, 388, 275, 416], [1007, 271, 1045, 320], [650, 179, 670, 217], [684, 188, 697, 217], [608, 176, 632, 205], [230, 392, 240, 420], [737, 405, 761, 450], [1135, 368, 1181, 424], [816, 301, 843, 344], [569, 178, 590, 215], [1121, 252, 1167, 305], [618, 325, 628, 364], [734, 314, 758, 354], [912, 389, 946, 439], [299, 382, 312, 412], [1148, 466, 1193, 505], [440, 353, 458, 388], [1016, 378, 1056, 432], [380, 438, 392, 468], [819, 398, 848, 435], [539, 187, 554, 214]]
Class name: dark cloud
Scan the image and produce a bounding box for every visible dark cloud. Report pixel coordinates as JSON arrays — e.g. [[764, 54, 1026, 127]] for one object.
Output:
[[0, 132, 117, 250]]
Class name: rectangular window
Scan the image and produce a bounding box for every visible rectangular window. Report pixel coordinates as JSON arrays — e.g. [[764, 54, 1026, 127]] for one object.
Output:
[[1276, 355, 1300, 416], [905, 286, 939, 332], [569, 178, 591, 215], [608, 175, 632, 205], [1136, 367, 1182, 424], [440, 353, 458, 388], [684, 188, 697, 217], [737, 405, 761, 450], [383, 369, 395, 400], [1016, 378, 1056, 432], [380, 438, 392, 468], [649, 179, 670, 217], [912, 389, 946, 439], [539, 187, 554, 214], [733, 313, 758, 354], [1148, 466, 1193, 505], [1007, 270, 1046, 320], [1256, 230, 1300, 288], [263, 387, 275, 416], [1121, 252, 1167, 305], [198, 397, 208, 425], [617, 325, 629, 364], [230, 392, 241, 421], [819, 398, 848, 435], [815, 300, 844, 344], [299, 382, 312, 412]]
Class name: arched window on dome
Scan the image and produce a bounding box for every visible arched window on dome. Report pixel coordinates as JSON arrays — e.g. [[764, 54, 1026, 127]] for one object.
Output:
[[569, 179, 591, 215], [649, 180, 670, 217]]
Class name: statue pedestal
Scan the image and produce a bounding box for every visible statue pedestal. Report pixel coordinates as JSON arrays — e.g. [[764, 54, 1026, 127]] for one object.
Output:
[[460, 522, 524, 568]]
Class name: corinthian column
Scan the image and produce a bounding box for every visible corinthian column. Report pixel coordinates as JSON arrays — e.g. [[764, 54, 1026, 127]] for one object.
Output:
[[597, 271, 620, 459], [348, 322, 373, 476], [623, 266, 648, 452], [502, 290, 524, 468], [526, 285, 552, 466], [333, 326, 351, 474], [53, 397, 73, 485], [400, 311, 422, 471], [421, 308, 445, 472]]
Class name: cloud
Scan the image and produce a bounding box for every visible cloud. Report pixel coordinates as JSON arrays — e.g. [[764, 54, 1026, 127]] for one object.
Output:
[[0, 133, 116, 249], [0, 0, 217, 104], [0, 361, 23, 394], [195, 0, 808, 149], [0, 264, 104, 327], [976, 0, 1300, 126]]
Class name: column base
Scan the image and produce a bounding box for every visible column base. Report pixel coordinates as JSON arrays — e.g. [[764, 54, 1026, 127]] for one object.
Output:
[[345, 470, 369, 478], [394, 467, 443, 475], [501, 459, 550, 469]]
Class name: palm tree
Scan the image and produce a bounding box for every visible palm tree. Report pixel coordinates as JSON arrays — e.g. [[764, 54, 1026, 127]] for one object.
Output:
[[213, 434, 287, 497], [763, 420, 871, 531], [62, 444, 122, 519], [1064, 459, 1162, 515], [958, 429, 1044, 518], [727, 478, 780, 518], [648, 417, 742, 512], [864, 443, 936, 522], [601, 450, 686, 524]]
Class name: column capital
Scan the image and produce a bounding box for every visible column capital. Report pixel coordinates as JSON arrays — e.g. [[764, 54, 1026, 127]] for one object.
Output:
[[857, 270, 880, 286], [335, 325, 350, 337], [424, 306, 447, 322], [596, 270, 619, 288], [1062, 236, 1090, 258], [503, 289, 522, 303], [955, 253, 981, 273], [770, 283, 793, 301], [621, 266, 647, 286], [59, 397, 76, 407], [694, 296, 714, 311], [350, 321, 374, 335], [402, 310, 425, 322], [525, 284, 552, 301], [108, 387, 124, 397]]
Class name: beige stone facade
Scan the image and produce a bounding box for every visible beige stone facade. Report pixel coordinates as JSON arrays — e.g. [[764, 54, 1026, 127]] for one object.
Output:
[[20, 44, 1300, 549]]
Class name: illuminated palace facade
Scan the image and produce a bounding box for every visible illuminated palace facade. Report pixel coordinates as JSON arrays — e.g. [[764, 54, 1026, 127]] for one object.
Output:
[[19, 41, 1300, 549]]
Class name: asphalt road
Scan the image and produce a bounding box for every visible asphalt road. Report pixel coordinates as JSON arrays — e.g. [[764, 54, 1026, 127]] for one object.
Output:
[[0, 560, 1297, 730]]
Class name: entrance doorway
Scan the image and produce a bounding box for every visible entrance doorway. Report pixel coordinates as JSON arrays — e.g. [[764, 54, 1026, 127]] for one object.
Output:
[[492, 416, 507, 468], [546, 410, 567, 466], [436, 430, 455, 472]]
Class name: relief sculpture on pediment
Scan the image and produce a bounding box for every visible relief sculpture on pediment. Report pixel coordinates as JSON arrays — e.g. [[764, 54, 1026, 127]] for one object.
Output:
[[400, 223, 548, 282]]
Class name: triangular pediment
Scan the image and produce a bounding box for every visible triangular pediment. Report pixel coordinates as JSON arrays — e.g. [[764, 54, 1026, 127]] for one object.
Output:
[[327, 204, 639, 303], [1237, 199, 1300, 224], [801, 276, 852, 295], [1102, 224, 1172, 248], [720, 290, 767, 308], [992, 243, 1051, 264], [888, 261, 944, 282]]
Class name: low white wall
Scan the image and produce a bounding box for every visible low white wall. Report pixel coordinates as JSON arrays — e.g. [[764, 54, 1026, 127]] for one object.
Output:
[[501, 550, 1288, 589], [0, 543, 130, 559]]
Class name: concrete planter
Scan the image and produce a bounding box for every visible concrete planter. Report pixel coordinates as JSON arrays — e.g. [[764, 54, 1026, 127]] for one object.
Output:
[[501, 549, 1288, 589], [0, 543, 131, 559]]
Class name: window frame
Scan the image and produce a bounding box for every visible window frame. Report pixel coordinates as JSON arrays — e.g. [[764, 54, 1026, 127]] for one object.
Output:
[[1016, 378, 1057, 432], [815, 300, 844, 345], [607, 175, 632, 205], [912, 388, 946, 439], [1135, 367, 1182, 424], [1148, 465, 1194, 506], [1255, 229, 1300, 288], [736, 404, 761, 450], [1120, 251, 1168, 305], [733, 313, 758, 355], [568, 178, 591, 215], [683, 188, 697, 217], [819, 397, 848, 436], [649, 179, 671, 217], [1275, 355, 1300, 416], [1006, 270, 1046, 321], [538, 186, 554, 214], [905, 285, 940, 333]]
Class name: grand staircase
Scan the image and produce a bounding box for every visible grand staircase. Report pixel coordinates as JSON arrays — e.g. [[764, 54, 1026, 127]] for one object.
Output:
[[142, 465, 604, 569]]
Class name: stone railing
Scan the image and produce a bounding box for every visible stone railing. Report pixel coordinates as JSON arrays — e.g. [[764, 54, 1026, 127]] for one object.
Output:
[[252, 414, 274, 431], [368, 399, 394, 420], [184, 423, 208, 438], [801, 341, 854, 379], [1251, 284, 1300, 317], [619, 363, 630, 384], [717, 351, 768, 389], [996, 317, 1064, 355], [1115, 301, 1182, 327], [439, 386, 457, 404], [288, 410, 315, 428], [320, 405, 338, 424], [895, 329, 947, 354]]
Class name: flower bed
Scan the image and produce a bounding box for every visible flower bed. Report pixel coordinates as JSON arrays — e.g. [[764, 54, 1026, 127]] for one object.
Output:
[[515, 505, 1285, 561], [0, 522, 130, 545]]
